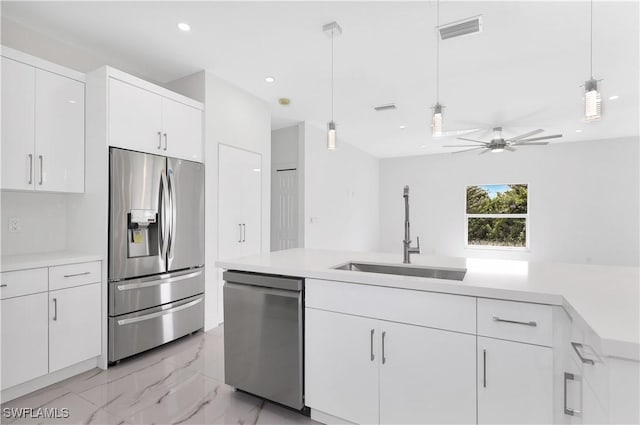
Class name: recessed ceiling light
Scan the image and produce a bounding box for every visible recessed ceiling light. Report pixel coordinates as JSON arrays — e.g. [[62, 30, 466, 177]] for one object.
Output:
[[399, 125, 406, 129], [278, 98, 290, 106], [177, 22, 191, 32], [576, 129, 583, 133], [265, 76, 275, 83], [609, 95, 619, 100]]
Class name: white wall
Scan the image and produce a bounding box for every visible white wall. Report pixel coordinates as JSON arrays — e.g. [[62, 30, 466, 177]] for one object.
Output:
[[0, 192, 69, 255], [168, 71, 271, 329], [304, 123, 380, 252], [379, 137, 639, 266]]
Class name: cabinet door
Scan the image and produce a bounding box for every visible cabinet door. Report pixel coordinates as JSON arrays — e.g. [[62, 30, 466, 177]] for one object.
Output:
[[161, 97, 202, 162], [305, 308, 379, 425], [379, 322, 476, 424], [35, 69, 85, 193], [1, 57, 35, 191], [49, 283, 101, 372], [218, 144, 244, 261], [478, 336, 553, 424], [109, 78, 162, 154], [240, 150, 262, 257], [1, 293, 49, 389]]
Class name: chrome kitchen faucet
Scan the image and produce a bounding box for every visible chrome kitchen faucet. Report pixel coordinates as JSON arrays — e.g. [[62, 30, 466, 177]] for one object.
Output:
[[403, 186, 420, 264]]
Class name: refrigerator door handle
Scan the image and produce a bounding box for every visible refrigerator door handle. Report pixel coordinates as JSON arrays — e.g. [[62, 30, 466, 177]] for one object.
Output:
[[160, 171, 170, 260], [167, 171, 177, 259]]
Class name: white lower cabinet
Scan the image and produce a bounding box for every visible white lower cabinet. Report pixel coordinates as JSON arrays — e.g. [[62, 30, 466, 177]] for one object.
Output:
[[477, 336, 553, 424], [49, 283, 101, 372], [305, 308, 476, 425], [1, 293, 49, 390], [305, 308, 379, 425], [379, 321, 476, 424]]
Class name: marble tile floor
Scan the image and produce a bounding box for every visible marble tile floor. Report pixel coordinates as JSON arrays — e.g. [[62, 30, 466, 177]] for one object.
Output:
[[2, 327, 319, 425]]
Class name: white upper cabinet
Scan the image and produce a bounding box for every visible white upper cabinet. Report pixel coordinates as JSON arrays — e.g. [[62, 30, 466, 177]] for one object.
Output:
[[109, 78, 163, 155], [108, 75, 203, 162], [35, 69, 85, 192], [1, 50, 85, 193], [1, 57, 35, 191]]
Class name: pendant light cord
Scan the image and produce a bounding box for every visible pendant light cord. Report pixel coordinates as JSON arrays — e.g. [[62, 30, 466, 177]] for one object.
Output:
[[331, 28, 335, 121], [436, 0, 440, 102], [589, 0, 593, 79]]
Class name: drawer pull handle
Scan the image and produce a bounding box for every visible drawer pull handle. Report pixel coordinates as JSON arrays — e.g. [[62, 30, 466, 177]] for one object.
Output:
[[571, 342, 597, 365], [116, 270, 203, 291], [117, 297, 202, 325], [564, 372, 582, 416], [64, 271, 91, 278], [382, 331, 387, 365], [492, 316, 537, 327], [0, 284, 7, 288], [53, 298, 58, 321]]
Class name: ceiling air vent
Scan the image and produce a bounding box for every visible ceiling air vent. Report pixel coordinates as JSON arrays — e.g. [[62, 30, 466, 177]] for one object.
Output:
[[373, 103, 397, 112], [439, 15, 482, 40]]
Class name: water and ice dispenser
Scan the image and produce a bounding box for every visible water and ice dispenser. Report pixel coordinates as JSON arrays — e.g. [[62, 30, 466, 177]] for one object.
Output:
[[127, 209, 158, 258]]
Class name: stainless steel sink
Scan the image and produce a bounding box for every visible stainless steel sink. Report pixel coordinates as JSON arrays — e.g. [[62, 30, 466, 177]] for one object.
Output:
[[333, 262, 467, 281]]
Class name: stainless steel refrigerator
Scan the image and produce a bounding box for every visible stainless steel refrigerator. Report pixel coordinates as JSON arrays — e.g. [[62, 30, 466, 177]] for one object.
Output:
[[108, 147, 205, 363]]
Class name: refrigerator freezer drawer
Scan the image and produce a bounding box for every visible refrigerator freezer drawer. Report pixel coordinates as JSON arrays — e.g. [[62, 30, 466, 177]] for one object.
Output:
[[109, 294, 204, 362], [109, 268, 204, 316]]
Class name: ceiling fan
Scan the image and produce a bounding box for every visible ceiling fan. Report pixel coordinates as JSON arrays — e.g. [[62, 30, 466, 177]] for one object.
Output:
[[443, 127, 563, 154]]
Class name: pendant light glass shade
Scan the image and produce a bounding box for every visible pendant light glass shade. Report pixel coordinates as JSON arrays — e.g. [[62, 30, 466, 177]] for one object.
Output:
[[327, 121, 337, 150], [584, 78, 601, 122], [432, 103, 443, 137]]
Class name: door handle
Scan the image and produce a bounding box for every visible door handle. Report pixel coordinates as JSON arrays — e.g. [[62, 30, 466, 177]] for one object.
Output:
[[564, 372, 582, 416], [167, 171, 176, 259], [53, 298, 58, 321], [238, 224, 243, 243], [157, 131, 162, 149], [160, 172, 170, 259], [492, 316, 537, 327], [28, 154, 33, 184], [163, 133, 168, 151], [483, 349, 487, 388], [38, 155, 44, 185], [242, 224, 246, 242], [370, 329, 375, 361], [382, 331, 387, 364]]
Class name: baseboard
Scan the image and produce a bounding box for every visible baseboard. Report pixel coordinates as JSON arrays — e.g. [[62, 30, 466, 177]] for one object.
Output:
[[1, 357, 99, 403], [310, 408, 357, 425]]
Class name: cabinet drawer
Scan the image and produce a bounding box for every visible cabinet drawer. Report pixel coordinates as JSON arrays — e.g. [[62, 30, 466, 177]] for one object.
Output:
[[49, 261, 101, 290], [478, 298, 552, 346], [0, 268, 48, 299], [306, 279, 476, 334]]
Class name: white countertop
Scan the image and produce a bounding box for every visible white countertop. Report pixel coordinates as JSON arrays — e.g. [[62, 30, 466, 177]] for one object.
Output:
[[0, 251, 104, 272], [217, 248, 639, 360]]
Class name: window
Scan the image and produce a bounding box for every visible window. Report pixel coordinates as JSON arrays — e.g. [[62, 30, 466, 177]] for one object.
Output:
[[466, 184, 528, 248]]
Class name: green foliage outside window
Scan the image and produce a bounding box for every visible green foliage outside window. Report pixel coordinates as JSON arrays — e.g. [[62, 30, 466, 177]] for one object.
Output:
[[466, 184, 528, 247]]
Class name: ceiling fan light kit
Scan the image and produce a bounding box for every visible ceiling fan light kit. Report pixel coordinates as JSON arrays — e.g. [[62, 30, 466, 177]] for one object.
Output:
[[324, 21, 341, 150]]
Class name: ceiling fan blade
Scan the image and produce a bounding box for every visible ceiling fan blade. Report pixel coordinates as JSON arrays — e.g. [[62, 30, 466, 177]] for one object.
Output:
[[443, 144, 487, 148], [506, 129, 543, 142], [452, 147, 486, 154], [505, 146, 517, 152], [479, 148, 491, 155], [456, 137, 487, 144], [510, 142, 549, 146], [514, 134, 563, 143]]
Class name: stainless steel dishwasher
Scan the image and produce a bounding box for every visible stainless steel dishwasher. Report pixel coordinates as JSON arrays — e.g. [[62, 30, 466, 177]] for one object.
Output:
[[223, 271, 305, 412]]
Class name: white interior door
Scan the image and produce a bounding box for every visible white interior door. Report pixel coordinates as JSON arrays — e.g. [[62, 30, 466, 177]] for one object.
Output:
[[271, 169, 298, 251], [478, 336, 553, 424], [35, 69, 85, 193], [1, 57, 35, 191], [379, 321, 477, 424], [305, 308, 379, 425]]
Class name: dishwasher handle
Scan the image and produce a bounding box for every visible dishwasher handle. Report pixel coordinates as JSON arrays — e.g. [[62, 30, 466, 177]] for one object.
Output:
[[223, 271, 303, 291], [224, 282, 301, 299]]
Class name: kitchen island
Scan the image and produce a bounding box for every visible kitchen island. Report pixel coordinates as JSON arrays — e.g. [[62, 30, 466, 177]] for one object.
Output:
[[217, 248, 639, 424]]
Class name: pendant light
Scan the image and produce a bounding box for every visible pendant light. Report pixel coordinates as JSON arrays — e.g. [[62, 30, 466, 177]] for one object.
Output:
[[323, 21, 342, 150], [584, 0, 602, 122], [432, 0, 444, 137]]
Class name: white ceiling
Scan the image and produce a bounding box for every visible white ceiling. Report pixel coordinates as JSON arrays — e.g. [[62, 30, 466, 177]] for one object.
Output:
[[2, 1, 638, 158]]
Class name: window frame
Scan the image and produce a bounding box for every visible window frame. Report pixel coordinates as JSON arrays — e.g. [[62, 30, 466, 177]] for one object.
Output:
[[464, 184, 530, 251]]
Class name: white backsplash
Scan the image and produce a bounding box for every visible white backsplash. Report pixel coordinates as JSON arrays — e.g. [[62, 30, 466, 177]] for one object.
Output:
[[1, 191, 69, 256]]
